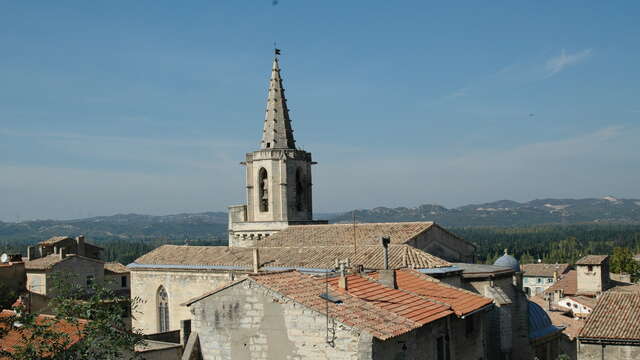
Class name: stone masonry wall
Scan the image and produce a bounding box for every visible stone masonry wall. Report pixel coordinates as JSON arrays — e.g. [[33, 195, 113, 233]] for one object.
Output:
[[578, 342, 640, 360], [190, 280, 364, 360], [131, 269, 233, 334]]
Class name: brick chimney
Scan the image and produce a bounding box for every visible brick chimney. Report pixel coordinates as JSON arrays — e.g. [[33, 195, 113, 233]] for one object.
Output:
[[75, 235, 85, 257]]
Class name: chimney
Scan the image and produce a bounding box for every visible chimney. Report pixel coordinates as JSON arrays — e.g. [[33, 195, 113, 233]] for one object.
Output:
[[381, 236, 390, 270], [338, 265, 348, 291], [76, 235, 85, 257], [59, 248, 66, 260], [378, 236, 396, 289], [27, 246, 35, 261], [252, 248, 260, 273]]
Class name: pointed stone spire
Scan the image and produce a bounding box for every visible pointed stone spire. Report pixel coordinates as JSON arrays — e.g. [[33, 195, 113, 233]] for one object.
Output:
[[261, 55, 295, 149]]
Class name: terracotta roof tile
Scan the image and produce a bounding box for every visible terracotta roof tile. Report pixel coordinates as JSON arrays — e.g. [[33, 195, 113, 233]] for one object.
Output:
[[579, 291, 640, 341], [545, 270, 577, 296], [521, 263, 570, 277], [131, 244, 450, 270], [576, 255, 608, 265], [0, 310, 87, 358], [246, 270, 454, 340], [368, 269, 493, 316], [257, 222, 436, 248]]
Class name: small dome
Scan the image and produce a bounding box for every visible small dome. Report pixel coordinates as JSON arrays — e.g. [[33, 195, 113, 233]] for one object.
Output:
[[493, 249, 520, 272], [528, 301, 562, 340]]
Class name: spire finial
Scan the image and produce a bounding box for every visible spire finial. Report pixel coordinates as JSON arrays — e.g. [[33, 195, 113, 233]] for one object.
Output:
[[504, 248, 509, 255]]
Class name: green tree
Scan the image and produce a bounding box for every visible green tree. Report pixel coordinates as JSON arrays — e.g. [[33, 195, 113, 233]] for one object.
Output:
[[0, 273, 145, 360], [520, 252, 535, 264], [610, 247, 639, 278]]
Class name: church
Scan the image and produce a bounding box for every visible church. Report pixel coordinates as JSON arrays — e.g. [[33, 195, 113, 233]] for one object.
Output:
[[126, 53, 559, 360]]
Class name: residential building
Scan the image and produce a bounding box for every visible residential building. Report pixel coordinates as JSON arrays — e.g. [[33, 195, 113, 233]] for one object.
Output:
[[23, 236, 128, 312], [577, 291, 640, 359], [575, 255, 610, 295], [521, 263, 570, 296], [181, 269, 493, 360]]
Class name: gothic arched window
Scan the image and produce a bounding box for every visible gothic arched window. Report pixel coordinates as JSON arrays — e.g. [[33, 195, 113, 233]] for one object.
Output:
[[295, 167, 304, 212], [157, 286, 169, 332], [258, 168, 269, 212]]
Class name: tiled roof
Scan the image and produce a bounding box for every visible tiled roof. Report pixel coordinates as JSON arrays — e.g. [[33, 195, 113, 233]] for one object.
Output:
[[570, 296, 598, 309], [38, 236, 72, 245], [529, 295, 584, 340], [579, 291, 640, 341], [253, 271, 453, 339], [522, 263, 570, 277], [183, 270, 462, 340], [576, 255, 608, 265], [0, 310, 87, 358], [257, 222, 437, 248], [131, 244, 450, 270], [25, 254, 103, 270], [452, 263, 515, 278], [368, 269, 493, 316], [545, 270, 577, 296], [104, 262, 129, 274]]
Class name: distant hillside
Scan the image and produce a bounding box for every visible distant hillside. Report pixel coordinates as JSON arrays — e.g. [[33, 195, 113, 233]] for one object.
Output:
[[0, 212, 228, 249], [330, 197, 640, 227], [2, 197, 640, 253]]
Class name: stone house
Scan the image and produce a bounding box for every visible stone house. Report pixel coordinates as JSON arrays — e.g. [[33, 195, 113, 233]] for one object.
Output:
[[128, 243, 458, 334], [25, 253, 105, 298], [521, 263, 570, 296], [23, 236, 128, 313], [577, 291, 640, 360], [27, 235, 102, 261], [181, 269, 493, 360], [575, 255, 610, 295], [104, 262, 131, 296]]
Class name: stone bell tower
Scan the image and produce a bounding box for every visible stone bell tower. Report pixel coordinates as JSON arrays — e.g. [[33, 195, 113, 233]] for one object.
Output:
[[228, 52, 327, 247]]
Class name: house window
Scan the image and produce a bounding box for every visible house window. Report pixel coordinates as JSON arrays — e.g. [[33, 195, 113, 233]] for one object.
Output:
[[121, 276, 127, 288], [547, 278, 553, 283], [435, 335, 450, 360], [86, 275, 95, 288], [537, 278, 542, 284], [157, 286, 170, 332], [258, 168, 269, 212], [587, 265, 593, 272], [573, 303, 578, 308]]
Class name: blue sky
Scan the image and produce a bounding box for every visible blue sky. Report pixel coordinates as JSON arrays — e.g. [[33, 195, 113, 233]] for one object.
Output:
[[1, 1, 639, 220]]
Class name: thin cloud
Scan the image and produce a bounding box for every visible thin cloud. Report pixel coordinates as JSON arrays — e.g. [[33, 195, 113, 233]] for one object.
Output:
[[545, 49, 593, 76]]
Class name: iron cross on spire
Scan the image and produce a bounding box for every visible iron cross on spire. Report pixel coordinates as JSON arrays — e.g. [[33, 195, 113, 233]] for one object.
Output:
[[274, 42, 281, 56]]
